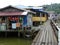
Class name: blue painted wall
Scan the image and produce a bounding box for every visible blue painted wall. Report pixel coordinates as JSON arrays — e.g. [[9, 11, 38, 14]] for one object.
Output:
[[23, 16, 27, 26]]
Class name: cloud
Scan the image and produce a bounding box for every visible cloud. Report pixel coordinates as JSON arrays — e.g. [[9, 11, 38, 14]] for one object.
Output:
[[0, 0, 60, 8]]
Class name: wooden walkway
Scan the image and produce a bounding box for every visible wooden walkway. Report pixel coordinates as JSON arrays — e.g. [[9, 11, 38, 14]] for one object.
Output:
[[31, 20, 58, 45]]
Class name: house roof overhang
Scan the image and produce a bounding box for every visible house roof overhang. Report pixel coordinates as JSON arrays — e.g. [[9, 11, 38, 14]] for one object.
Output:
[[0, 5, 28, 16]]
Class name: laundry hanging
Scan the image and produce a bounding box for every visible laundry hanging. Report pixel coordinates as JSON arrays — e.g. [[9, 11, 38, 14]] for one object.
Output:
[[12, 23, 16, 29]]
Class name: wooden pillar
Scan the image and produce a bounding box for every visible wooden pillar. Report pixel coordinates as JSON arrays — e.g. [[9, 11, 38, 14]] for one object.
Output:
[[5, 31, 7, 38], [40, 13, 42, 24], [45, 14, 47, 21], [6, 17, 8, 30], [21, 16, 23, 35], [18, 32, 20, 38], [18, 16, 20, 38], [31, 14, 33, 30], [5, 17, 8, 37]]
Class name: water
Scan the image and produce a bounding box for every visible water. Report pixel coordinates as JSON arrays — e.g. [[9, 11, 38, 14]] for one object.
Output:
[[0, 38, 32, 45]]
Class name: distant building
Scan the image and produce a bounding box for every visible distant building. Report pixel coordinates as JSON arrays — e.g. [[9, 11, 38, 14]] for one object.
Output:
[[55, 14, 60, 20], [45, 11, 56, 20]]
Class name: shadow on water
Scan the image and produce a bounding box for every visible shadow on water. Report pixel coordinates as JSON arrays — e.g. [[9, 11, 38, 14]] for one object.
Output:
[[0, 32, 32, 45]]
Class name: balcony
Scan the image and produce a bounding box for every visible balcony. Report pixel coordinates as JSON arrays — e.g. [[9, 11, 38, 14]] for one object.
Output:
[[32, 17, 46, 21]]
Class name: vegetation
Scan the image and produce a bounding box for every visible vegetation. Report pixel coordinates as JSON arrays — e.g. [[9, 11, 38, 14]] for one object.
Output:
[[43, 3, 60, 14]]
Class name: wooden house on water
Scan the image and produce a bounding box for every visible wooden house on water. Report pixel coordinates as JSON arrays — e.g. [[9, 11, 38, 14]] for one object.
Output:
[[27, 9, 48, 31], [0, 6, 34, 31], [29, 9, 48, 26], [0, 6, 25, 31], [0, 6, 36, 38]]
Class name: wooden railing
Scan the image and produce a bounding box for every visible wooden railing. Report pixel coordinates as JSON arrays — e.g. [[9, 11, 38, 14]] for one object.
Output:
[[50, 20, 58, 39]]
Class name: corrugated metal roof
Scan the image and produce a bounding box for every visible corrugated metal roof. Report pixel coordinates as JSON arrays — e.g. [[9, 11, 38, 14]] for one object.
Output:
[[0, 5, 36, 16], [0, 6, 28, 16], [0, 12, 28, 16], [21, 12, 28, 15], [0, 5, 25, 11]]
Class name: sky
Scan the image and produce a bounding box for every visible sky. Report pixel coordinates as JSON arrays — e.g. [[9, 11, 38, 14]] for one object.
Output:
[[0, 0, 60, 8]]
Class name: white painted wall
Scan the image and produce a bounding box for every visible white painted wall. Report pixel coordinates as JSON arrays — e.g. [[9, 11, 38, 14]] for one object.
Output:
[[27, 14, 32, 27]]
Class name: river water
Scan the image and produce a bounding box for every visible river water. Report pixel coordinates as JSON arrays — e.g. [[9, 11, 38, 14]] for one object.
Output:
[[0, 38, 32, 45]]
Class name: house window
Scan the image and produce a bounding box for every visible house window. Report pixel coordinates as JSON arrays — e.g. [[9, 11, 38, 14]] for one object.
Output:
[[33, 21, 40, 26], [42, 13, 45, 17], [36, 12, 40, 17], [33, 12, 40, 17], [48, 15, 50, 17]]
